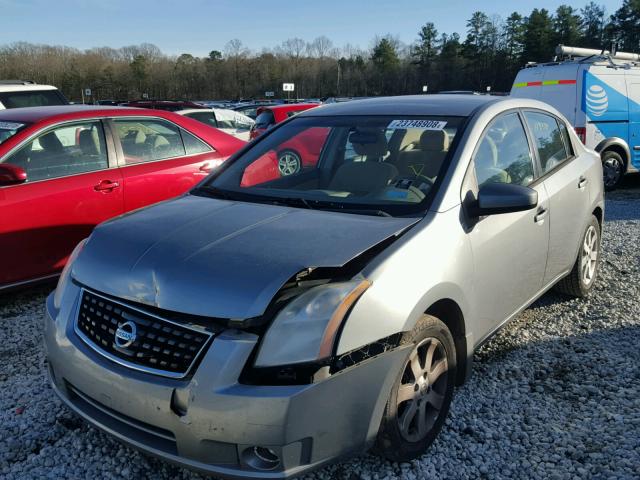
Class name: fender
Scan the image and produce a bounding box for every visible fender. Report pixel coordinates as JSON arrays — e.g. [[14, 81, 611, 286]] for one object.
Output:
[[594, 137, 631, 172]]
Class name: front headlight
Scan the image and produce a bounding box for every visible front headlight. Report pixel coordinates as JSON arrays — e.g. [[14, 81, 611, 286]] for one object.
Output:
[[254, 279, 371, 367], [53, 238, 87, 309]]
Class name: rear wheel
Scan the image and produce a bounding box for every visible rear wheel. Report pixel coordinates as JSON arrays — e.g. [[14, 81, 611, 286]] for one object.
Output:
[[602, 150, 625, 191], [375, 315, 456, 462], [277, 150, 301, 176], [555, 215, 601, 297]]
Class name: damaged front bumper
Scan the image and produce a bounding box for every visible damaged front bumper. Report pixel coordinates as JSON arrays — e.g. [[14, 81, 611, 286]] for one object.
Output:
[[44, 285, 409, 479]]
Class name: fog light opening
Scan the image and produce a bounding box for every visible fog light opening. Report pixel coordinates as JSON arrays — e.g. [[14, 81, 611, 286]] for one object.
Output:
[[242, 446, 281, 471]]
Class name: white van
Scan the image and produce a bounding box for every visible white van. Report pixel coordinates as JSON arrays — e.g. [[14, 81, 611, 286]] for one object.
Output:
[[511, 45, 640, 189], [0, 80, 68, 110]]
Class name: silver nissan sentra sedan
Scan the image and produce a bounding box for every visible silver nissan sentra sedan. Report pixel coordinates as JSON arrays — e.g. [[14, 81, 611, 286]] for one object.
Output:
[[45, 95, 604, 478]]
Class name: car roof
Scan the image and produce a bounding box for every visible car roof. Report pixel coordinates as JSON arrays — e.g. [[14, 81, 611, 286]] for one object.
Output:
[[297, 94, 501, 117], [264, 103, 320, 112], [0, 105, 171, 123], [0, 84, 58, 93]]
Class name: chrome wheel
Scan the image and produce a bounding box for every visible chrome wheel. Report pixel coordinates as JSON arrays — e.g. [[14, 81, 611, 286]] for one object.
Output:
[[603, 156, 623, 188], [396, 337, 449, 443], [581, 225, 599, 286], [277, 151, 301, 176]]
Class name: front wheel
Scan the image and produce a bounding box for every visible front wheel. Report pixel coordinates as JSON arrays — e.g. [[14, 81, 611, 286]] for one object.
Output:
[[375, 315, 456, 462], [554, 215, 601, 297], [602, 150, 625, 191]]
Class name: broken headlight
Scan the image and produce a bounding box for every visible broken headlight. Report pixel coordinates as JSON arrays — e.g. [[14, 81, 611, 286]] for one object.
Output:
[[254, 279, 371, 368]]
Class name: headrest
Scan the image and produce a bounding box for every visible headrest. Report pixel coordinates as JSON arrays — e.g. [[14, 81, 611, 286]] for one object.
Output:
[[78, 129, 98, 154], [39, 132, 63, 152], [153, 135, 170, 148], [420, 129, 449, 152], [349, 129, 388, 158]]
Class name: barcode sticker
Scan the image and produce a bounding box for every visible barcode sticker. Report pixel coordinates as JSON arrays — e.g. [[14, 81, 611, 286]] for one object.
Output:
[[387, 119, 447, 130]]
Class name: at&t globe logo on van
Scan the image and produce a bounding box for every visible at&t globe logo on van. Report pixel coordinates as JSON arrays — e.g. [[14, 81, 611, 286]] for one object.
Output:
[[586, 84, 609, 117]]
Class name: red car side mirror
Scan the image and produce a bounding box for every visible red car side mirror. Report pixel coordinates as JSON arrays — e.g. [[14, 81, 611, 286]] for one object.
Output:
[[0, 163, 27, 186]]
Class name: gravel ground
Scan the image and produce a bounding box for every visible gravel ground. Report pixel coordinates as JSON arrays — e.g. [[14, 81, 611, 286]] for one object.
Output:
[[1, 177, 639, 480]]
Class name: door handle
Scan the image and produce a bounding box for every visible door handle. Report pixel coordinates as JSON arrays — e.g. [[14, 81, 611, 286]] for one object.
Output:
[[534, 206, 548, 223], [633, 146, 640, 151], [199, 163, 212, 173], [578, 176, 588, 189], [94, 180, 120, 192]]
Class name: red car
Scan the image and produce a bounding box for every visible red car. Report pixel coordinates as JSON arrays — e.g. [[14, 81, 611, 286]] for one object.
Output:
[[0, 105, 244, 290], [249, 103, 320, 140], [244, 103, 328, 185]]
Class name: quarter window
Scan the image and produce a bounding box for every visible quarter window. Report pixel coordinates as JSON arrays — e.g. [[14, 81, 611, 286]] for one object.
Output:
[[2, 121, 108, 182], [181, 130, 212, 155], [524, 111, 570, 174], [474, 113, 535, 187], [113, 119, 186, 164]]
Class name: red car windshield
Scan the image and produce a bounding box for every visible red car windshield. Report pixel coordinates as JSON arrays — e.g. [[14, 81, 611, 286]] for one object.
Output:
[[203, 115, 465, 217], [0, 120, 28, 145]]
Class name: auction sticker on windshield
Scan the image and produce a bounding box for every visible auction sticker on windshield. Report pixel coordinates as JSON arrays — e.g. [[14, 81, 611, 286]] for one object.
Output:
[[387, 119, 447, 130]]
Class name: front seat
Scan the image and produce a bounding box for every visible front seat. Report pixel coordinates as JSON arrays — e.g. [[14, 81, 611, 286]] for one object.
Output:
[[328, 129, 398, 194], [395, 129, 450, 181]]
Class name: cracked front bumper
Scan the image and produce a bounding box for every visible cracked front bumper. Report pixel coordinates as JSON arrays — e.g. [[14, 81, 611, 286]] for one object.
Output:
[[44, 286, 409, 479]]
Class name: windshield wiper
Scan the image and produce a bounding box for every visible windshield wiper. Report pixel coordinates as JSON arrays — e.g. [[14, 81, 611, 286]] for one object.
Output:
[[325, 207, 392, 217], [274, 197, 314, 210], [194, 185, 236, 200]]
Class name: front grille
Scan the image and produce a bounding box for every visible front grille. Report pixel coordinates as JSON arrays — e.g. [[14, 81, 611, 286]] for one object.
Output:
[[75, 289, 213, 378]]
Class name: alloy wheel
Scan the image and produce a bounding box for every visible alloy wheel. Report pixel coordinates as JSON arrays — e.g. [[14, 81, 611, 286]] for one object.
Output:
[[396, 337, 449, 443], [581, 225, 599, 286], [277, 151, 301, 176]]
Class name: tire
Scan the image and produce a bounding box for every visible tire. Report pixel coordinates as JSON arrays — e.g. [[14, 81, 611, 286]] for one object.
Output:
[[277, 149, 301, 176], [374, 315, 456, 462], [601, 150, 625, 191], [554, 215, 601, 297]]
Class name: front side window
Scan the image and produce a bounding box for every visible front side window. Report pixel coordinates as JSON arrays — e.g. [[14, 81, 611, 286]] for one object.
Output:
[[204, 115, 465, 216], [524, 111, 570, 174], [474, 112, 535, 187], [1, 121, 108, 182], [113, 118, 186, 164]]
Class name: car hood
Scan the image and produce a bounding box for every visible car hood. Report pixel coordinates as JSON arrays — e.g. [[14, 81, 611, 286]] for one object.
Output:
[[72, 194, 417, 321]]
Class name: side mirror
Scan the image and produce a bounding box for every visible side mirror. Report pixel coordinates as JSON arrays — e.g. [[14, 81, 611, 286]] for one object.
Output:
[[473, 182, 538, 216], [0, 164, 27, 186]]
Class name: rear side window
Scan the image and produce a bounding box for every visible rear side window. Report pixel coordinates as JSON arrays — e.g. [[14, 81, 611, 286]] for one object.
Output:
[[255, 111, 275, 129], [186, 111, 218, 128], [2, 121, 108, 182], [524, 111, 570, 174], [474, 113, 535, 187], [113, 119, 186, 164], [0, 90, 67, 108]]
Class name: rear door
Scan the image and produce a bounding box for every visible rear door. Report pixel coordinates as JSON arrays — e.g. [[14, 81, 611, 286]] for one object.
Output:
[[109, 117, 223, 212], [0, 119, 123, 287], [522, 110, 592, 284]]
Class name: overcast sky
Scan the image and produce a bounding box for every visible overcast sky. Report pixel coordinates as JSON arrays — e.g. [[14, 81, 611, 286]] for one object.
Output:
[[0, 0, 623, 56]]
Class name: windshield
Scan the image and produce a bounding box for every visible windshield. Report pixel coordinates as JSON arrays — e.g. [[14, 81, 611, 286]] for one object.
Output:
[[0, 120, 28, 145], [203, 115, 465, 216]]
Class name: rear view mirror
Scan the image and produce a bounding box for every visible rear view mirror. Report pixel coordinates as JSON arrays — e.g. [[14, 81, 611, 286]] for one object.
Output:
[[0, 163, 27, 186], [473, 182, 538, 216]]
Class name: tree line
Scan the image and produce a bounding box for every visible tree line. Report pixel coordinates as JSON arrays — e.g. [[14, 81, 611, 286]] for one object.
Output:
[[0, 1, 638, 102]]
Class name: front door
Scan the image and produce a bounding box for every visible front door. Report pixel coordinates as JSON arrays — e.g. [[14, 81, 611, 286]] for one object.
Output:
[[0, 120, 123, 286], [467, 111, 550, 336]]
